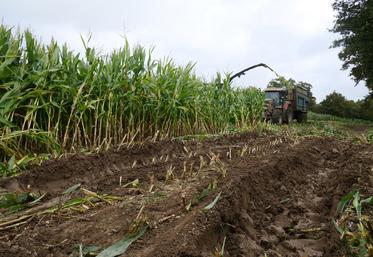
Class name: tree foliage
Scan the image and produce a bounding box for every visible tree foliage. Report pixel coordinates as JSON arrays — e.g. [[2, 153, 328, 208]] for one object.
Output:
[[314, 91, 373, 121], [331, 0, 373, 91], [268, 77, 312, 91], [268, 76, 296, 88], [359, 96, 373, 120]]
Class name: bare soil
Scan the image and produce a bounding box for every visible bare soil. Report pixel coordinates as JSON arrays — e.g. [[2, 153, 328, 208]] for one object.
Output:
[[1, 132, 373, 257]]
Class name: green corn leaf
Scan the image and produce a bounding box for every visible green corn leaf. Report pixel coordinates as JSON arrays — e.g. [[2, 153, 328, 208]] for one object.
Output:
[[62, 183, 81, 195], [63, 198, 85, 208], [203, 192, 222, 211], [358, 238, 368, 257], [0, 116, 15, 128], [0, 192, 37, 212], [361, 196, 373, 205], [337, 191, 354, 213], [7, 155, 15, 171], [353, 191, 362, 218], [97, 225, 148, 257], [28, 193, 46, 206], [197, 188, 210, 201]]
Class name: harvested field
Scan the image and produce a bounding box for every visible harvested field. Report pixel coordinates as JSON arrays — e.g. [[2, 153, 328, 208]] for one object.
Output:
[[1, 132, 373, 257]]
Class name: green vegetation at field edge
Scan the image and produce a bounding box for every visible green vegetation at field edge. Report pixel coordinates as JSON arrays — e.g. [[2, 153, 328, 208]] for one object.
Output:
[[261, 112, 373, 144]]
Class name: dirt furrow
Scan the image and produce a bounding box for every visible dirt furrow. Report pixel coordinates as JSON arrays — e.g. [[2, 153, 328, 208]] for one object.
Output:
[[0, 133, 373, 257]]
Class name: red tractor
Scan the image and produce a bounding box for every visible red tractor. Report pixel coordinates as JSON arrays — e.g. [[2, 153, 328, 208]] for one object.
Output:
[[263, 85, 311, 124], [229, 63, 312, 124]]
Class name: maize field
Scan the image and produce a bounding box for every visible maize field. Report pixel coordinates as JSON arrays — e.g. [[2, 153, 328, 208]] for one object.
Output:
[[1, 25, 373, 257], [0, 24, 264, 168]]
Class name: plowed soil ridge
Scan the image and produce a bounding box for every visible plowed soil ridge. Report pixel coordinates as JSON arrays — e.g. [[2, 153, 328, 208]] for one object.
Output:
[[1, 132, 373, 257]]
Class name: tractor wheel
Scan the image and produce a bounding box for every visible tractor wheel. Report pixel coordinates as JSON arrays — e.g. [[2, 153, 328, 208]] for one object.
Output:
[[286, 109, 293, 124], [277, 115, 283, 125], [271, 109, 284, 124]]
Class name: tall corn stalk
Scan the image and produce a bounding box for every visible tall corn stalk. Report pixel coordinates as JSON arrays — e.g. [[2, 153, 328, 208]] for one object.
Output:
[[0, 24, 264, 171]]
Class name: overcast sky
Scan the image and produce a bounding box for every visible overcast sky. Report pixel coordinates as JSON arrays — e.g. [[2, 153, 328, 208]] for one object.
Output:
[[0, 0, 369, 101]]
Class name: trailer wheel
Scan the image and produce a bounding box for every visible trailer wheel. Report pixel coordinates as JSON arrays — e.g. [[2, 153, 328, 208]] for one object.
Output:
[[271, 116, 283, 124], [297, 112, 307, 123]]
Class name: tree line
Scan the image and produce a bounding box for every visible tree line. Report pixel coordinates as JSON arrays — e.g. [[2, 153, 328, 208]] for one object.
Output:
[[313, 0, 373, 121], [311, 92, 373, 121]]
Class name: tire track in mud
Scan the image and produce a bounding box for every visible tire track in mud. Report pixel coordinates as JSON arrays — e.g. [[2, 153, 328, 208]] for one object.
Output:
[[0, 132, 279, 198], [125, 137, 373, 257], [219, 139, 348, 257], [1, 133, 373, 257]]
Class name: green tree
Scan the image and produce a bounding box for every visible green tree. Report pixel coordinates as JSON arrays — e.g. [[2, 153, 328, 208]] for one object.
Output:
[[318, 91, 361, 118], [359, 96, 373, 121], [267, 76, 296, 88], [319, 92, 348, 117], [331, 0, 373, 92]]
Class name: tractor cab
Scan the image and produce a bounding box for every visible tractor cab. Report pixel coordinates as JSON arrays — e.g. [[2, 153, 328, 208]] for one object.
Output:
[[264, 87, 288, 108]]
